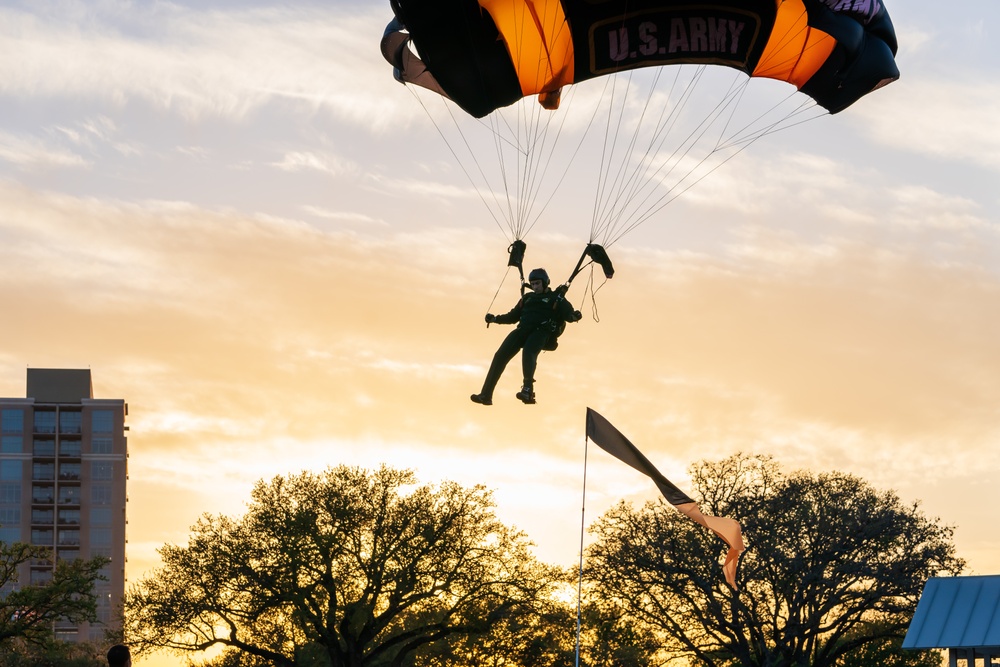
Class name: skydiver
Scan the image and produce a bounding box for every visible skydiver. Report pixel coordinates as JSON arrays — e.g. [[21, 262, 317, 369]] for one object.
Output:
[[471, 268, 582, 406]]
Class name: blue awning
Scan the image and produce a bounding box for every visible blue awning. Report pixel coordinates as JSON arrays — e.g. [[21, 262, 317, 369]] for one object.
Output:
[[904, 576, 1000, 650]]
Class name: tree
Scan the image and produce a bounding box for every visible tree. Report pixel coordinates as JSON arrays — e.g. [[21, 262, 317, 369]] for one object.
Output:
[[0, 638, 110, 667], [0, 541, 108, 650], [413, 583, 660, 667], [584, 454, 963, 667], [124, 465, 563, 666]]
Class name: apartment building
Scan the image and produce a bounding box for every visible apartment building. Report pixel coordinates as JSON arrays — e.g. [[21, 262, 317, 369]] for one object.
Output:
[[0, 368, 128, 642]]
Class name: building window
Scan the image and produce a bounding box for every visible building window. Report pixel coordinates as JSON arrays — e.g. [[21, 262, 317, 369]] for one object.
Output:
[[58, 529, 80, 546], [91, 410, 114, 434], [59, 411, 82, 434], [32, 462, 54, 481], [0, 461, 21, 481], [31, 509, 52, 524], [57, 487, 80, 505], [91, 462, 113, 480], [1, 410, 23, 434], [33, 411, 56, 434], [1, 483, 21, 504], [58, 548, 80, 562], [31, 528, 53, 546], [33, 439, 55, 456], [31, 485, 54, 504], [1, 436, 22, 453], [91, 484, 112, 505], [90, 528, 112, 546], [90, 507, 112, 525], [59, 441, 81, 457], [91, 436, 113, 454], [0, 508, 20, 525], [0, 527, 20, 544], [58, 463, 81, 481], [31, 570, 54, 586], [58, 509, 80, 525]]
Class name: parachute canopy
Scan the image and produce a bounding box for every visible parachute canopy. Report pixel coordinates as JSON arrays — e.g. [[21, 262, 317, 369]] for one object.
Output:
[[382, 0, 898, 118]]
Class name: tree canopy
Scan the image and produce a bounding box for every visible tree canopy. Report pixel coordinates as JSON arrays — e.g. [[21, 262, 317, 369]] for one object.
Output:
[[123, 465, 562, 667], [583, 453, 963, 667], [0, 541, 107, 651]]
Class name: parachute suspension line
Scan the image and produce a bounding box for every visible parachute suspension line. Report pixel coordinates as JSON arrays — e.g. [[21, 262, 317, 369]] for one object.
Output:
[[408, 87, 511, 241], [514, 91, 547, 238], [589, 69, 634, 246], [481, 90, 556, 241], [510, 0, 535, 240], [587, 65, 827, 249], [484, 264, 520, 318], [590, 67, 664, 245], [518, 84, 600, 240], [485, 2, 567, 242], [485, 111, 520, 239], [602, 94, 824, 247], [581, 266, 607, 323], [611, 65, 700, 220], [714, 93, 824, 151], [474, 78, 597, 243], [592, 65, 707, 244], [590, 64, 715, 245]]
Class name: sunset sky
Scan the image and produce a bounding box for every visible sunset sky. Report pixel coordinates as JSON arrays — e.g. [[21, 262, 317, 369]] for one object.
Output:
[[1, 1, 998, 664]]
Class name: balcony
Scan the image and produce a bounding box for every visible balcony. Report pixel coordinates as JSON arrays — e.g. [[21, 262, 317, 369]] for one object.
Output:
[[32, 440, 56, 457], [57, 531, 80, 547], [31, 510, 54, 525], [58, 442, 82, 458]]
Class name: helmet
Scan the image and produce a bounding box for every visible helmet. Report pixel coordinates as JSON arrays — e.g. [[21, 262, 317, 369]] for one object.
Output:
[[528, 268, 549, 287]]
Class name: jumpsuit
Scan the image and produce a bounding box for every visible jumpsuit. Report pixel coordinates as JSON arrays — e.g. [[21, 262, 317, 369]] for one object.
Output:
[[476, 288, 578, 399]]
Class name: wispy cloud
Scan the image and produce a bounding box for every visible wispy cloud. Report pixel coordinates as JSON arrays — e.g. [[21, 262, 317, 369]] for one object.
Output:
[[854, 78, 1000, 171], [0, 130, 90, 169], [272, 150, 357, 176], [299, 206, 389, 227], [0, 3, 411, 128]]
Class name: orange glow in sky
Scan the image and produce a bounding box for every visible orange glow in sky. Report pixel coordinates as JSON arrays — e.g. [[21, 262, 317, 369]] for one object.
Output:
[[1, 2, 998, 665]]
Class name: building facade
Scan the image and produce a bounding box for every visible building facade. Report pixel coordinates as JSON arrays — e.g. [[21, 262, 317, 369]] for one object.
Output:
[[0, 368, 128, 642]]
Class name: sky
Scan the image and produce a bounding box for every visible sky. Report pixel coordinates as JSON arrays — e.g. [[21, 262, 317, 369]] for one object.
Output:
[[1, 0, 998, 664]]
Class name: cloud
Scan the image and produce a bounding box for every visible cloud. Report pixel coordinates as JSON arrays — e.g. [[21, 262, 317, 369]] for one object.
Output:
[[852, 77, 1000, 171], [3, 175, 1000, 587], [272, 150, 357, 176], [0, 130, 90, 169], [299, 206, 389, 227], [0, 2, 407, 128]]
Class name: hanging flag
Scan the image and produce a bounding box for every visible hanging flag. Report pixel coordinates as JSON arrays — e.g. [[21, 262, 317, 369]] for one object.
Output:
[[586, 407, 745, 589]]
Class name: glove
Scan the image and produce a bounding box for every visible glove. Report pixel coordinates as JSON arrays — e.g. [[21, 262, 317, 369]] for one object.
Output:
[[572, 310, 583, 322], [485, 313, 496, 324]]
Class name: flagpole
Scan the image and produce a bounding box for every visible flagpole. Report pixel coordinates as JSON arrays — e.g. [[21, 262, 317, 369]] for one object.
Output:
[[575, 418, 589, 667]]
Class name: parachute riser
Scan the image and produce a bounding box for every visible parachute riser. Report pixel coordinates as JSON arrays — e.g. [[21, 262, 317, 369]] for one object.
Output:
[[508, 239, 527, 298], [563, 243, 615, 289]]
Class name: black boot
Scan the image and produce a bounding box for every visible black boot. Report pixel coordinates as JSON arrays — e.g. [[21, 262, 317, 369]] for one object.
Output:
[[470, 393, 493, 406], [515, 384, 535, 404]]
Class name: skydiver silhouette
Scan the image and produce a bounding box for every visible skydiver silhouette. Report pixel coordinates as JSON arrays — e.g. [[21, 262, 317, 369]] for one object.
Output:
[[471, 268, 582, 406]]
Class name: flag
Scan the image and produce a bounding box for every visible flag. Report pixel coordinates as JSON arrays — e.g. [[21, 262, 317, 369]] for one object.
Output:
[[585, 407, 745, 589]]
